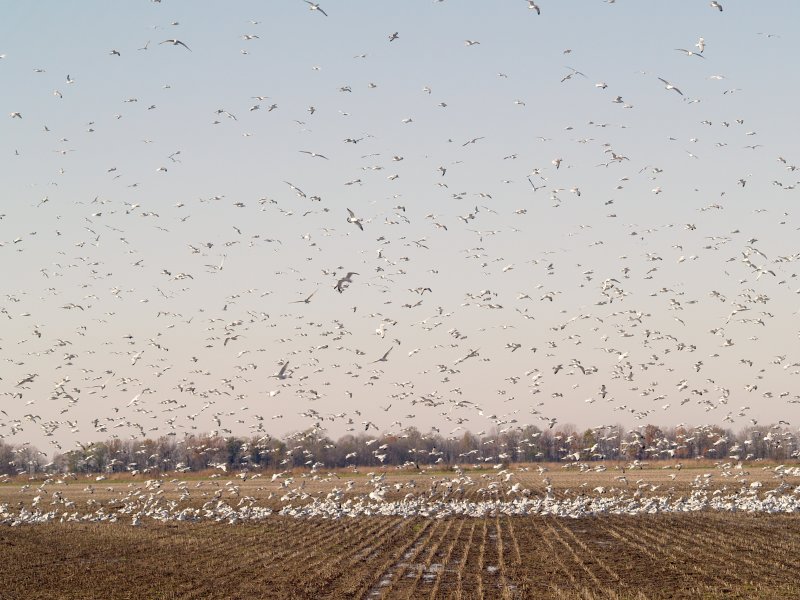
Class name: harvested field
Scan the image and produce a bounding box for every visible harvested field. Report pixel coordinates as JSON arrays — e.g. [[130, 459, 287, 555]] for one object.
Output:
[[2, 464, 799, 598], [2, 513, 799, 599]]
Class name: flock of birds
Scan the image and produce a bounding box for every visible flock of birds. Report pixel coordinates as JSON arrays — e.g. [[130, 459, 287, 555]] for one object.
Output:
[[3, 461, 800, 525], [2, 1, 800, 522]]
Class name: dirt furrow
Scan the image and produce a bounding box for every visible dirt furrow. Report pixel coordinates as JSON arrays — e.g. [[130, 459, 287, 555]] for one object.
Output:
[[544, 518, 617, 599], [621, 517, 742, 590], [454, 519, 478, 600], [355, 519, 435, 599], [389, 518, 455, 599], [600, 519, 720, 592], [427, 518, 468, 599], [552, 519, 627, 594]]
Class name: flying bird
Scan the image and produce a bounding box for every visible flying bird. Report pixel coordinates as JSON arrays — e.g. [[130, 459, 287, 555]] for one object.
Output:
[[335, 272, 358, 293], [658, 77, 683, 95], [675, 48, 705, 58], [160, 39, 191, 51], [304, 1, 328, 16], [346, 208, 364, 231]]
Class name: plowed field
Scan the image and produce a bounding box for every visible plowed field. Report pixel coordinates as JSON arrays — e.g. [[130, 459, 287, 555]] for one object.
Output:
[[2, 512, 799, 599]]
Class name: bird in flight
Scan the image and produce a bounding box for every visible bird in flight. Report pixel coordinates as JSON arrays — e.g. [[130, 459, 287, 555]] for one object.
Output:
[[304, 1, 328, 16], [299, 150, 329, 159], [372, 347, 393, 363], [346, 208, 364, 231], [290, 290, 317, 304], [675, 48, 705, 58], [710, 1, 723, 11], [272, 361, 291, 380], [462, 136, 485, 147], [160, 39, 191, 51], [388, 32, 399, 42], [335, 272, 358, 293], [658, 77, 683, 95]]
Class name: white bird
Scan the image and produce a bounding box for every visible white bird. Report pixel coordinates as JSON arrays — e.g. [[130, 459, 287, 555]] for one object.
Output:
[[658, 77, 683, 95], [710, 1, 723, 11], [304, 1, 328, 16], [696, 37, 706, 53], [346, 208, 364, 231], [675, 48, 705, 59], [160, 39, 191, 51]]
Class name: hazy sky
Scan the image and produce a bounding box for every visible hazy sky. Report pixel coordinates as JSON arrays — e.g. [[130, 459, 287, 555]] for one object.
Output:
[[2, 0, 800, 454]]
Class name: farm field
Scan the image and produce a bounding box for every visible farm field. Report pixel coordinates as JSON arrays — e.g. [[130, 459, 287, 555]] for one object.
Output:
[[2, 463, 800, 598], [2, 513, 799, 599]]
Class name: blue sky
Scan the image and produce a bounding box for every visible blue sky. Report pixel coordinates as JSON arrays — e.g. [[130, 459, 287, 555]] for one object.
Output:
[[2, 1, 800, 453]]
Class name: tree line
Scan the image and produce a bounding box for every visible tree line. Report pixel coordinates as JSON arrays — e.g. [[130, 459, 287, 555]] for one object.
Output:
[[1, 422, 797, 476]]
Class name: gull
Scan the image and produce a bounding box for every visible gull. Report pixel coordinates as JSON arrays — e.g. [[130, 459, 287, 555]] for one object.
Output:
[[335, 272, 358, 293], [388, 32, 399, 42], [464, 40, 480, 46], [9, 112, 22, 119], [658, 77, 683, 95], [304, 1, 328, 16], [528, 1, 541, 14], [462, 136, 484, 147], [710, 1, 723, 11], [675, 48, 705, 58], [299, 150, 328, 159], [346, 208, 364, 231], [160, 39, 191, 51]]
